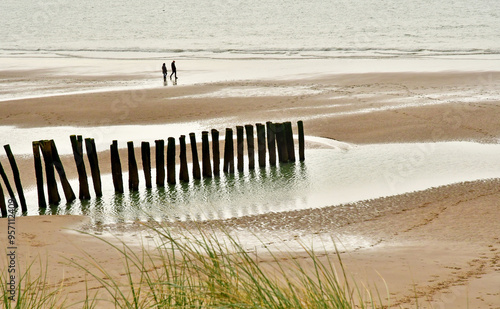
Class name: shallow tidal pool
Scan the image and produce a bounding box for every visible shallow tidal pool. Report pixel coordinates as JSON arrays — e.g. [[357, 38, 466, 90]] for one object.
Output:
[[17, 141, 500, 225]]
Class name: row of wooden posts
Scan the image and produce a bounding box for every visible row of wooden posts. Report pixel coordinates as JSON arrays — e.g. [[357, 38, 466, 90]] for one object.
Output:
[[0, 121, 305, 217]]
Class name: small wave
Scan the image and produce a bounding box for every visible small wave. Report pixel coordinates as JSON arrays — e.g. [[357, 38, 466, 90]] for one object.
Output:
[[1, 47, 499, 61]]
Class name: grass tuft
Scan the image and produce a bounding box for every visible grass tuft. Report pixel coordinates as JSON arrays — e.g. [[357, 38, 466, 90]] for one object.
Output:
[[2, 219, 403, 308]]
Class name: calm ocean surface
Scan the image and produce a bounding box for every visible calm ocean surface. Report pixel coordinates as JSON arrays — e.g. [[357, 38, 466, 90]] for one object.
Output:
[[1, 0, 499, 60]]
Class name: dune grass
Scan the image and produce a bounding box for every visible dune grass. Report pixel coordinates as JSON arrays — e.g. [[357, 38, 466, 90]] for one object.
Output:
[[0, 258, 66, 309], [2, 221, 393, 308]]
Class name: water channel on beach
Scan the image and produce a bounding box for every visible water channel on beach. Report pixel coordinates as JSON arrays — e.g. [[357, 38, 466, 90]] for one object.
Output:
[[14, 141, 500, 225]]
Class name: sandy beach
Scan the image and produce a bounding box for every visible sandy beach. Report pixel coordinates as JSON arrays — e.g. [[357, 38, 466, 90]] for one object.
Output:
[[1, 63, 500, 308]]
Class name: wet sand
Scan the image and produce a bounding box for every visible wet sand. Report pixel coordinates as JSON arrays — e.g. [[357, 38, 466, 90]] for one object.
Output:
[[1, 67, 500, 308]]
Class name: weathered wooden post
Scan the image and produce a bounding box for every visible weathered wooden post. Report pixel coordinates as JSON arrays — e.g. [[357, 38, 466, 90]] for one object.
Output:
[[245, 124, 255, 170], [189, 133, 201, 180], [266, 121, 277, 166], [223, 128, 235, 174], [155, 139, 165, 187], [32, 141, 47, 208], [256, 123, 266, 168], [298, 120, 305, 161], [275, 123, 288, 163], [40, 140, 61, 204], [141, 142, 152, 188], [0, 161, 17, 205], [211, 129, 220, 176], [127, 141, 139, 191], [166, 137, 176, 184], [85, 138, 102, 197], [70, 135, 91, 200], [179, 135, 189, 182], [201, 131, 212, 178], [3, 145, 27, 212], [284, 121, 295, 162], [236, 126, 244, 172], [0, 183, 6, 217], [110, 140, 124, 193], [50, 140, 76, 202]]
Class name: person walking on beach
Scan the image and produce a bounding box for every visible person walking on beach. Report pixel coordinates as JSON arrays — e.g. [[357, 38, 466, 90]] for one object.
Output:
[[162, 63, 168, 82], [170, 60, 177, 80]]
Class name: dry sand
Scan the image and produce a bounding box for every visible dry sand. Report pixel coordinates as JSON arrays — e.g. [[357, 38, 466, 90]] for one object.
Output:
[[1, 69, 500, 308]]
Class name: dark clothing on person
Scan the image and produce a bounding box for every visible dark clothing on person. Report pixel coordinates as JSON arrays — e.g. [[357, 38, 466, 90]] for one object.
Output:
[[162, 63, 167, 82], [170, 61, 177, 79]]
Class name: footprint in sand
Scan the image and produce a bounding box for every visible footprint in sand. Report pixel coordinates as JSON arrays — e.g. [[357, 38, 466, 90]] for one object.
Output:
[[20, 232, 46, 247]]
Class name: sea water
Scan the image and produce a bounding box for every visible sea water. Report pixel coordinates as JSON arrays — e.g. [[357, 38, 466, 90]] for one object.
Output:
[[1, 0, 499, 101], [1, 0, 499, 60]]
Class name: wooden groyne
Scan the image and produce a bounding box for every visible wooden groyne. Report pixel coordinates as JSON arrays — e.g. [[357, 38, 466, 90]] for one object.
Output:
[[0, 121, 305, 215]]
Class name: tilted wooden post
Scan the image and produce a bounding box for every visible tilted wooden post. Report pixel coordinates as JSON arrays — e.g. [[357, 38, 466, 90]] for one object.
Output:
[[85, 138, 102, 197], [211, 129, 220, 176], [141, 142, 152, 189], [245, 125, 255, 170], [3, 145, 27, 212], [284, 121, 295, 162], [110, 140, 124, 193], [32, 141, 47, 208], [155, 139, 165, 187], [70, 135, 91, 200], [0, 161, 19, 211], [201, 131, 212, 178], [256, 123, 266, 168], [40, 140, 61, 205], [0, 182, 6, 217], [127, 141, 139, 191], [236, 126, 244, 172], [167, 137, 176, 184], [266, 121, 277, 166], [189, 133, 201, 180], [179, 135, 189, 182], [50, 140, 76, 202], [223, 128, 234, 174], [298, 120, 305, 161]]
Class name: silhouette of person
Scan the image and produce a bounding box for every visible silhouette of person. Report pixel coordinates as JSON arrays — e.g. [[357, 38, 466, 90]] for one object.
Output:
[[162, 63, 168, 82], [170, 60, 177, 79]]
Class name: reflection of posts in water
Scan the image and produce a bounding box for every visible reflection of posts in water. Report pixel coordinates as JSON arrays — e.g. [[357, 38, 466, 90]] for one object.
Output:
[[40, 140, 61, 204], [201, 131, 212, 178], [179, 135, 189, 182], [50, 140, 76, 203], [236, 126, 244, 172], [85, 138, 103, 197], [4, 144, 27, 212], [223, 128, 235, 174], [155, 139, 165, 187], [110, 140, 124, 193], [274, 123, 288, 163], [298, 120, 305, 161], [167, 137, 176, 184], [256, 123, 266, 168], [127, 141, 139, 191], [284, 121, 295, 162], [189, 133, 201, 180], [245, 124, 255, 170], [32, 141, 47, 209], [211, 129, 220, 176], [70, 135, 91, 200], [141, 142, 152, 189], [266, 121, 277, 166]]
